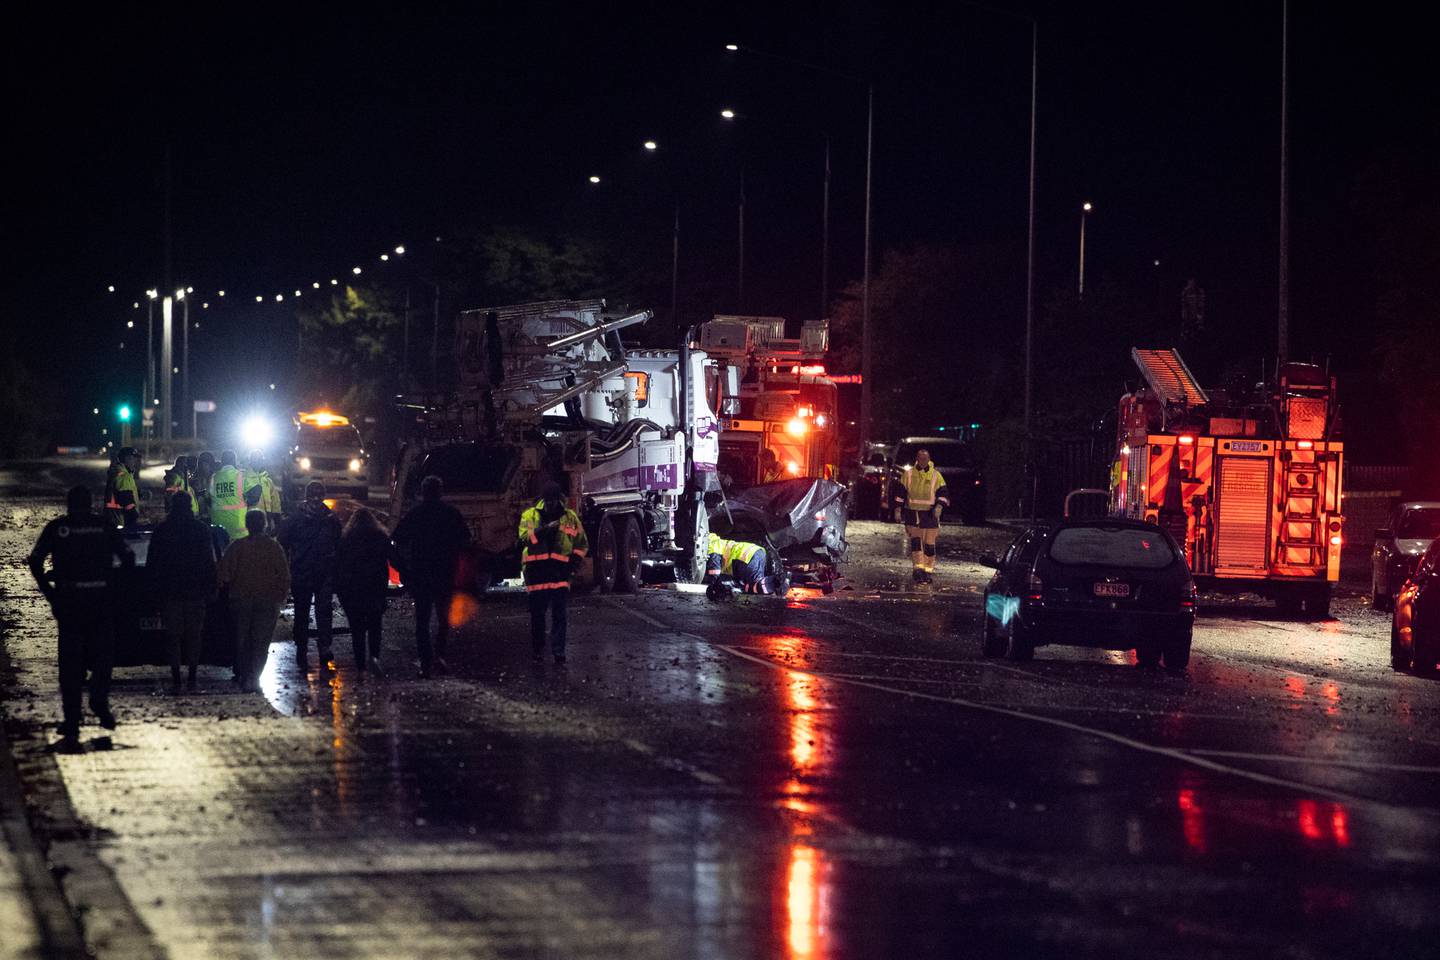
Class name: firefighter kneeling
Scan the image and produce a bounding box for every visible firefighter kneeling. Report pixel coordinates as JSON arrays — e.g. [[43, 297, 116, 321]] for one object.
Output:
[[892, 448, 949, 585], [518, 482, 588, 664], [704, 532, 772, 599]]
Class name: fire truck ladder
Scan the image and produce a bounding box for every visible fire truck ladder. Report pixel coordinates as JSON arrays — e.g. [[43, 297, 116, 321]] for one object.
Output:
[[1131, 348, 1209, 428]]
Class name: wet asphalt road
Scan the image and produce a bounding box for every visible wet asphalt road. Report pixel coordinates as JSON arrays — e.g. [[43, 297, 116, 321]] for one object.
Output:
[[2, 463, 1440, 958]]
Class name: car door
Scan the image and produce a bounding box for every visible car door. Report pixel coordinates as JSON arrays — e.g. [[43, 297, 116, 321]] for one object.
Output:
[[998, 528, 1045, 638], [1409, 542, 1440, 654]]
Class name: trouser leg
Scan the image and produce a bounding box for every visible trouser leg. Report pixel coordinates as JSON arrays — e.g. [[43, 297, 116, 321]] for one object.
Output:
[[230, 599, 252, 681], [314, 582, 334, 657], [367, 609, 383, 661], [550, 590, 569, 656], [433, 590, 452, 658], [249, 603, 279, 685], [182, 600, 203, 673], [55, 608, 86, 733], [165, 600, 186, 675], [414, 592, 434, 670], [921, 527, 939, 573], [292, 584, 313, 652], [905, 525, 924, 572], [529, 592, 548, 654], [86, 618, 114, 715]]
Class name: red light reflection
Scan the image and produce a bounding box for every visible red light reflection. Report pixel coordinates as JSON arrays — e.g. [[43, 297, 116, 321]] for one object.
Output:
[[786, 843, 832, 960], [1177, 788, 1206, 853]]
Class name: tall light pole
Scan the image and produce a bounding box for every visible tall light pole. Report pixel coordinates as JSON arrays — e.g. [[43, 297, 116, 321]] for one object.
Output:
[[145, 289, 157, 425], [180, 290, 190, 437], [161, 293, 173, 444], [1277, 0, 1290, 365], [724, 45, 873, 447], [1078, 202, 1093, 298]]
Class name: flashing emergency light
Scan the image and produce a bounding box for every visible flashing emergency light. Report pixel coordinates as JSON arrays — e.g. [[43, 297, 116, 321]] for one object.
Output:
[[117, 404, 131, 422], [1297, 440, 1315, 450], [298, 411, 350, 427], [239, 415, 276, 450], [786, 460, 802, 475], [786, 417, 808, 436], [1178, 435, 1195, 445]]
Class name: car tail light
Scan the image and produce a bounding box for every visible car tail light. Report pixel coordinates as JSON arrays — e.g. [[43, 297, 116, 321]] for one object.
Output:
[[1181, 580, 1197, 610], [1026, 572, 1044, 601]]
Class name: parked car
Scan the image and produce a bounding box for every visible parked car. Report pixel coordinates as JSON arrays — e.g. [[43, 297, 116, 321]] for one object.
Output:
[[112, 527, 233, 667], [848, 440, 895, 520], [1391, 538, 1440, 674], [979, 518, 1196, 671], [883, 436, 985, 524], [1371, 501, 1440, 611]]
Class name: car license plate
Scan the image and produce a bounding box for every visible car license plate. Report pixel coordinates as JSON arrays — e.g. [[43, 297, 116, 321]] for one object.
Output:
[[1092, 582, 1130, 598], [139, 616, 164, 632]]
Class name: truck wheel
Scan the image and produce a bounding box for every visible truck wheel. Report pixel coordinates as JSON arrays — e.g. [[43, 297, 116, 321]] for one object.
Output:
[[594, 517, 619, 593], [616, 517, 643, 593], [1305, 583, 1332, 619], [681, 505, 710, 584]]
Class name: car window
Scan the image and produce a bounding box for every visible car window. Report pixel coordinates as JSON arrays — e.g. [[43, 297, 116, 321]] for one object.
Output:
[[297, 424, 363, 448], [1397, 509, 1440, 539], [1047, 526, 1175, 569]]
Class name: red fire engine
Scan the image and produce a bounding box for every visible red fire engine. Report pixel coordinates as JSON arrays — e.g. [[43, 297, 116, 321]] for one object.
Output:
[[699, 316, 840, 487], [1111, 348, 1343, 616]]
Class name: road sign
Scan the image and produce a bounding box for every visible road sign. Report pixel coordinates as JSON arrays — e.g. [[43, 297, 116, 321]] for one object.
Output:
[[193, 400, 217, 413], [141, 407, 155, 425]]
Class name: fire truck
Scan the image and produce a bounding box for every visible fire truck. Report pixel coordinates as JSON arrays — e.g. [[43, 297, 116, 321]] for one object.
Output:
[[698, 315, 840, 488], [1110, 348, 1343, 616]]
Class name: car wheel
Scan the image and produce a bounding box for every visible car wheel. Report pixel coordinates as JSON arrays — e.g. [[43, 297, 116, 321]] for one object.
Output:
[[1135, 641, 1163, 669], [1162, 629, 1192, 674], [594, 517, 619, 593], [615, 516, 643, 594], [1004, 619, 1034, 661], [981, 601, 1006, 658], [1391, 624, 1411, 672]]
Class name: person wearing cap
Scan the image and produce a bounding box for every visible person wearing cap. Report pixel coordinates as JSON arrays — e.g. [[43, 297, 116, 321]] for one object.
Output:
[[391, 475, 471, 677], [278, 480, 342, 671], [104, 447, 142, 529], [517, 480, 588, 664], [27, 485, 133, 750]]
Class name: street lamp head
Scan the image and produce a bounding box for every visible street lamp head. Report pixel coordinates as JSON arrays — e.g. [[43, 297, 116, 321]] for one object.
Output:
[[147, 289, 158, 299], [352, 266, 362, 275], [588, 175, 601, 184], [725, 43, 738, 51], [175, 289, 185, 301], [218, 290, 225, 297], [380, 253, 389, 262], [1082, 202, 1093, 212], [720, 108, 736, 120], [394, 245, 405, 255], [643, 140, 658, 151], [107, 285, 115, 292]]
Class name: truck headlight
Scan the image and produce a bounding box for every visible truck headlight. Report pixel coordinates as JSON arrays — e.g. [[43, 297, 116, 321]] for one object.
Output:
[[297, 457, 312, 471], [348, 458, 363, 472]]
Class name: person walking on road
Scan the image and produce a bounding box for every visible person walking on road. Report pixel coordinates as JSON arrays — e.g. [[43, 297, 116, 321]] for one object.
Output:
[[392, 475, 471, 677], [335, 507, 393, 678], [246, 449, 283, 529], [891, 448, 950, 585], [27, 485, 132, 750], [147, 491, 218, 692], [104, 446, 142, 529], [278, 481, 341, 672], [518, 481, 587, 664], [193, 451, 217, 522], [218, 510, 291, 692]]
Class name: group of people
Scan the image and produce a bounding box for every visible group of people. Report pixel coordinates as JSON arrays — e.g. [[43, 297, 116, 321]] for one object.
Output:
[[29, 458, 474, 750]]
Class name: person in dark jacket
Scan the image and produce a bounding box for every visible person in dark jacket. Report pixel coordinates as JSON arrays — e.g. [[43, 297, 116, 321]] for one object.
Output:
[[335, 507, 393, 677], [391, 475, 471, 677], [278, 480, 342, 671], [146, 491, 219, 692], [218, 510, 291, 692]]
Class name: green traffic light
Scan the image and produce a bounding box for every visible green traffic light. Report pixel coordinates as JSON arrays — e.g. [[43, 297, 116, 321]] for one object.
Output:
[[118, 405, 131, 422]]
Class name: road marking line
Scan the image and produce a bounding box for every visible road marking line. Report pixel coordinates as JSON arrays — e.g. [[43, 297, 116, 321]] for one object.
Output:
[[1188, 750, 1440, 776], [602, 598, 1398, 809]]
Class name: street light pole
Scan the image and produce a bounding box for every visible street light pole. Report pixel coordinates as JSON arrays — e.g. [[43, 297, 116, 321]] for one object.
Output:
[[738, 167, 746, 312], [1078, 202, 1093, 298], [860, 82, 874, 451], [1277, 0, 1290, 365], [671, 200, 681, 337], [181, 293, 189, 437], [821, 134, 831, 320]]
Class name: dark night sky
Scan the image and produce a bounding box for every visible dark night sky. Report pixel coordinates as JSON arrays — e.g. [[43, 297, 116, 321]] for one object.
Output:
[[5, 2, 1434, 451]]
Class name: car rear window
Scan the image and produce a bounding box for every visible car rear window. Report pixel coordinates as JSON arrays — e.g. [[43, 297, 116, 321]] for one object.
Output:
[[1047, 526, 1175, 569], [1397, 509, 1440, 539]]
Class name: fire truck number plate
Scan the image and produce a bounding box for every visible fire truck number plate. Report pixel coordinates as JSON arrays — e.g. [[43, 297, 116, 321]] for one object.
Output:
[[1093, 582, 1130, 598], [1230, 440, 1265, 452]]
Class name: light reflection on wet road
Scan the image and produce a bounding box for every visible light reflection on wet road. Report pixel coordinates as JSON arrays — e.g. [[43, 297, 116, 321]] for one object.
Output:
[[2, 502, 1440, 957]]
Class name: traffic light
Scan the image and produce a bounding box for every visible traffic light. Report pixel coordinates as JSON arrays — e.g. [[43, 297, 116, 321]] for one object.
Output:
[[117, 404, 131, 422]]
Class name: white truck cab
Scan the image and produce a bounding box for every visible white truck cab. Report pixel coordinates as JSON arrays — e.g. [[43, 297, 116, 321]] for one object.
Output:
[[283, 411, 370, 502]]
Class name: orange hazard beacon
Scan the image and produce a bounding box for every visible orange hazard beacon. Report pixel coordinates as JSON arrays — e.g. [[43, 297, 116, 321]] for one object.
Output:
[[1111, 347, 1343, 617]]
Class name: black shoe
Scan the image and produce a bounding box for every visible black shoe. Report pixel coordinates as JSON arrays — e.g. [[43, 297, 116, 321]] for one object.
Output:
[[57, 721, 80, 739], [94, 708, 117, 730], [531, 651, 544, 663], [911, 570, 925, 583], [296, 649, 309, 670], [53, 735, 84, 755]]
